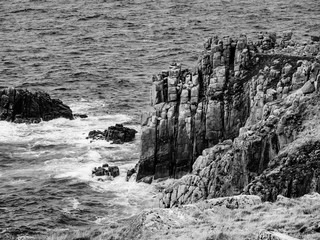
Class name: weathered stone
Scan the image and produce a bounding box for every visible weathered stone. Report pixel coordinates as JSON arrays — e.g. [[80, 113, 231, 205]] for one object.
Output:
[[0, 88, 73, 123], [180, 88, 189, 103], [292, 60, 310, 90], [301, 81, 315, 94], [136, 34, 319, 199]]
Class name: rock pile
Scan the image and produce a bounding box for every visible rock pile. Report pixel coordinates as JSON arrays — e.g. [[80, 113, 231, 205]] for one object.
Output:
[[92, 164, 120, 180]]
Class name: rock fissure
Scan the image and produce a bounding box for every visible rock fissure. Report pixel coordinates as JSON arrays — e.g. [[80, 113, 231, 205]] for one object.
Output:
[[137, 32, 320, 207]]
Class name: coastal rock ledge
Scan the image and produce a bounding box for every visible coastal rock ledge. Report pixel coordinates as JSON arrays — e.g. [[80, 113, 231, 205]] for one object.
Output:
[[136, 32, 320, 205], [0, 88, 73, 123]]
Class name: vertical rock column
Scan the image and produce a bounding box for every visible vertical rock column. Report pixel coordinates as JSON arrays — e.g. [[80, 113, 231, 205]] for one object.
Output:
[[155, 64, 180, 179], [137, 35, 260, 181]]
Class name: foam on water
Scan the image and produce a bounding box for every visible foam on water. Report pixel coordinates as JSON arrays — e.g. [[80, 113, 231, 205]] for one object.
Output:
[[0, 101, 156, 232], [3, 0, 319, 234]]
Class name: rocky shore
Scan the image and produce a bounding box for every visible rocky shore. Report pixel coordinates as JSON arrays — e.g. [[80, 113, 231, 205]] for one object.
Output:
[[2, 32, 320, 240], [135, 31, 320, 210]]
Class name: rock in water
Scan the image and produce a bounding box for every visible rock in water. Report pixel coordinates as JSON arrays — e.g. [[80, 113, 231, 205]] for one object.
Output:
[[92, 165, 120, 178], [108, 166, 120, 177], [106, 124, 137, 143], [87, 124, 137, 144], [87, 130, 107, 140], [126, 167, 136, 181], [0, 88, 73, 123]]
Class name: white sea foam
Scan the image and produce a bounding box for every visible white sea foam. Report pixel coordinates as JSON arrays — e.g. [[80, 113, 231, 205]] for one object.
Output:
[[0, 101, 152, 224]]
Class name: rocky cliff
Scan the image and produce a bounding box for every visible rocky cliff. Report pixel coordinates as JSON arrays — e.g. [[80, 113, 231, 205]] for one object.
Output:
[[0, 88, 73, 123], [136, 32, 320, 206]]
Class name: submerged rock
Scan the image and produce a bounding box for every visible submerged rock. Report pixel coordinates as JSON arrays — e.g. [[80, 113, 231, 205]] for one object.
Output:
[[0, 87, 73, 123]]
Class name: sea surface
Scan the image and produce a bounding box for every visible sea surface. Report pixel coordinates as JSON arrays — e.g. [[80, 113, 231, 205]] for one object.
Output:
[[0, 0, 319, 236]]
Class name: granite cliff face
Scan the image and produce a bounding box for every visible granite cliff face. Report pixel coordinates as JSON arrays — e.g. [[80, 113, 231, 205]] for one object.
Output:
[[136, 32, 320, 206]]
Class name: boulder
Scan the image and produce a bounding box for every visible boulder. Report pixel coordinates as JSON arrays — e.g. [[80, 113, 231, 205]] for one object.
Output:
[[108, 166, 120, 177], [0, 87, 73, 123], [106, 124, 137, 143], [301, 80, 315, 94]]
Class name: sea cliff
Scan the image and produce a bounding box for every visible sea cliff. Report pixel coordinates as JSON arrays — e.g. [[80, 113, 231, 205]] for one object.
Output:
[[136, 32, 320, 207]]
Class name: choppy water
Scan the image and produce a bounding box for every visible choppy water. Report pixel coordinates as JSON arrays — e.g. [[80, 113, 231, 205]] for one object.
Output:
[[0, 0, 320, 236]]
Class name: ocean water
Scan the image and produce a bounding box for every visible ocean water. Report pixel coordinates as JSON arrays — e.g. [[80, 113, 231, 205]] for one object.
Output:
[[0, 0, 320, 236]]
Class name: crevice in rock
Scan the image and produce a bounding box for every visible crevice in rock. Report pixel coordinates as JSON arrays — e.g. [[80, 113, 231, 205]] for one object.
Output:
[[137, 32, 320, 205]]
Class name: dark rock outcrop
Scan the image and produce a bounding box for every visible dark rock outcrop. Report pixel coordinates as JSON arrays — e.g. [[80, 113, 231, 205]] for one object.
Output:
[[136, 32, 320, 206], [126, 168, 136, 181], [87, 124, 137, 144], [0, 88, 73, 123], [73, 113, 88, 119], [92, 164, 120, 178], [106, 124, 137, 143], [87, 130, 107, 140]]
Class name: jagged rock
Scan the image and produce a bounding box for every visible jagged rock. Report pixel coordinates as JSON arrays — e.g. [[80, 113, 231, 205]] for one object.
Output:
[[0, 87, 73, 123], [108, 166, 120, 177], [106, 124, 137, 143], [194, 195, 261, 210], [92, 165, 120, 178], [301, 80, 315, 94], [243, 140, 320, 201], [126, 168, 136, 181], [87, 130, 106, 140], [137, 32, 320, 206], [87, 124, 137, 144]]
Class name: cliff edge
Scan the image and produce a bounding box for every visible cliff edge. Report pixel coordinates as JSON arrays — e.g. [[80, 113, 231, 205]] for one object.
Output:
[[136, 32, 320, 206]]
